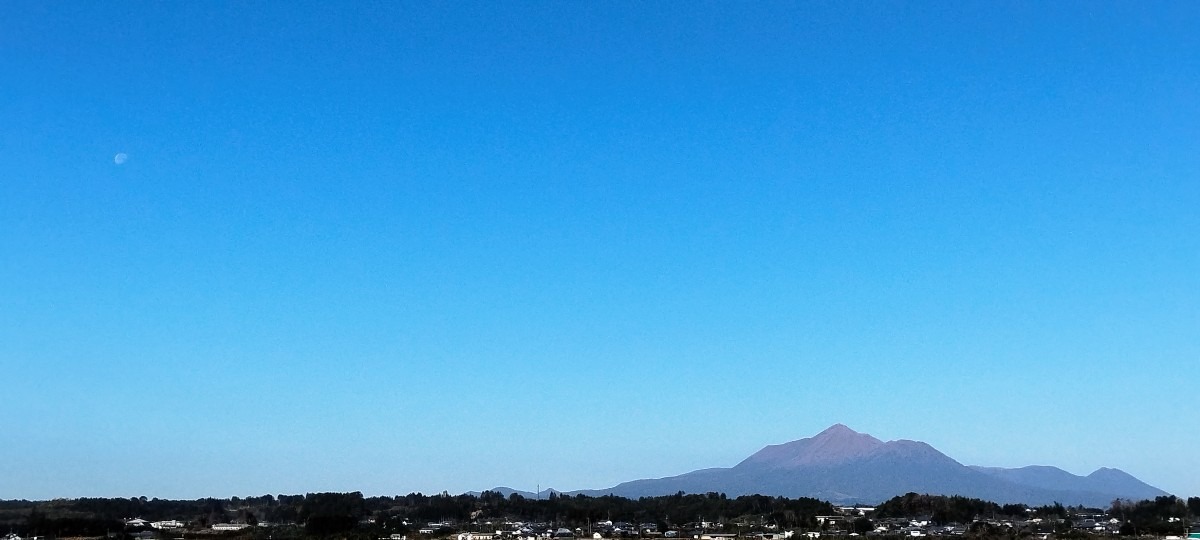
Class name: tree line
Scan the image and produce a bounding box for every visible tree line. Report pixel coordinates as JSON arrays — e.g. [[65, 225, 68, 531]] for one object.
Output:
[[2, 492, 1196, 539], [875, 492, 1200, 536], [0, 491, 834, 538]]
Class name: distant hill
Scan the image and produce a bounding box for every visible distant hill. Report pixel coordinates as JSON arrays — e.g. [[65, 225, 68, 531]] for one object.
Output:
[[466, 487, 562, 499], [968, 465, 1167, 502], [566, 424, 1167, 506]]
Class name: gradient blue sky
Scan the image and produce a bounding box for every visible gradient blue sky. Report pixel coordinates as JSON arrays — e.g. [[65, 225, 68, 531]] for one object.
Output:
[[2, 1, 1198, 501]]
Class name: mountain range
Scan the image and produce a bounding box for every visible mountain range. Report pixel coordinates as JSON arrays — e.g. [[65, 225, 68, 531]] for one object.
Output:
[[480, 424, 1166, 507]]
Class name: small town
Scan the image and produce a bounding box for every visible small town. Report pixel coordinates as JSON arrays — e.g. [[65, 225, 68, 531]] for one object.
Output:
[[3, 492, 1198, 540]]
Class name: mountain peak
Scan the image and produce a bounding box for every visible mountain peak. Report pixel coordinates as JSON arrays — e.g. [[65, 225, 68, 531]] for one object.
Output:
[[1083, 467, 1166, 499], [573, 426, 1167, 506], [816, 423, 859, 437], [737, 424, 883, 470], [1087, 467, 1138, 482]]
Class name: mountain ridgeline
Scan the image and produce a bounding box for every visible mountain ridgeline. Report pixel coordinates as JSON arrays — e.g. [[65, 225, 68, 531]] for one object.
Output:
[[543, 424, 1167, 506]]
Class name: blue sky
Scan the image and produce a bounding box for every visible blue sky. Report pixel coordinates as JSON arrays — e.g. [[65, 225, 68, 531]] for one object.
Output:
[[2, 1, 1198, 500]]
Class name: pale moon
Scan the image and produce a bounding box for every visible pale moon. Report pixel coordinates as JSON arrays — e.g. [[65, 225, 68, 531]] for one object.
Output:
[[114, 153, 128, 165]]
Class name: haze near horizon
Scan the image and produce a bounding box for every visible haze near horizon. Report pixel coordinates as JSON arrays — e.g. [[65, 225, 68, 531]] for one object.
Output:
[[1, 1, 1197, 501]]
